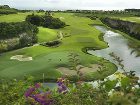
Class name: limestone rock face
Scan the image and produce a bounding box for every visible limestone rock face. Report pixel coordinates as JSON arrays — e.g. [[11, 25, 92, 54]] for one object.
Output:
[[101, 17, 140, 40]]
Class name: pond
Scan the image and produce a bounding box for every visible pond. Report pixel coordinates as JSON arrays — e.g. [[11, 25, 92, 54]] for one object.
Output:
[[87, 25, 140, 76]]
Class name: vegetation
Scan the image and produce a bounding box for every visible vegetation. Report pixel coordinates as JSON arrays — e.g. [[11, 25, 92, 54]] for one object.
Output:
[[0, 22, 38, 52], [26, 14, 66, 29], [0, 5, 140, 105], [0, 5, 17, 15], [0, 70, 140, 105], [0, 13, 116, 81], [40, 40, 61, 47]]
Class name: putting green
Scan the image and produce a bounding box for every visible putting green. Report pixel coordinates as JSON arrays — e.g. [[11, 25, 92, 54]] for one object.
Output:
[[0, 13, 117, 81]]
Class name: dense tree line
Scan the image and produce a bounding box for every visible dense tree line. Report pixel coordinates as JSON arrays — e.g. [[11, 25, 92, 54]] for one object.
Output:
[[0, 5, 17, 15], [26, 14, 66, 29], [125, 9, 140, 12], [101, 17, 140, 40], [0, 22, 38, 53], [0, 9, 17, 15], [0, 5, 10, 9]]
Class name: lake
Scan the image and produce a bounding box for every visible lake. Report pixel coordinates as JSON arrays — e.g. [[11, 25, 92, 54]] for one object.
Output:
[[88, 25, 140, 75]]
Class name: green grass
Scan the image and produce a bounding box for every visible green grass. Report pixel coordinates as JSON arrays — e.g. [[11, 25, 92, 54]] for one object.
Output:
[[120, 17, 140, 23], [0, 12, 44, 22], [0, 12, 117, 81], [112, 16, 140, 23], [37, 27, 58, 43]]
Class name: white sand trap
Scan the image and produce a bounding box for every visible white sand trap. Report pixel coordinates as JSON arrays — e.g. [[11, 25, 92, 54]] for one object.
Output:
[[10, 55, 33, 61]]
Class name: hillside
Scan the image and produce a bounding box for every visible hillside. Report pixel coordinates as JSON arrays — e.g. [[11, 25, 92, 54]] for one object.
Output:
[[0, 5, 17, 15]]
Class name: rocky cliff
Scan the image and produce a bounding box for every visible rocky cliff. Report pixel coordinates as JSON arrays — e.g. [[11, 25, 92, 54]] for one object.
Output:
[[101, 17, 140, 40]]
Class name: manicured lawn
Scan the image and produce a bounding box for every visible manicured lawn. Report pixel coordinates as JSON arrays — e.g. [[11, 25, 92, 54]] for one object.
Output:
[[120, 17, 140, 23], [0, 12, 44, 22], [37, 27, 58, 43], [0, 13, 117, 81], [112, 16, 140, 23]]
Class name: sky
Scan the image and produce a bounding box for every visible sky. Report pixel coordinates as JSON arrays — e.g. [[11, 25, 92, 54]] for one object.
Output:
[[0, 0, 140, 10]]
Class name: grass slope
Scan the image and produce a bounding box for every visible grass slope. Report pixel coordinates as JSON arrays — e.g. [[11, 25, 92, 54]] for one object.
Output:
[[0, 12, 44, 22], [119, 17, 140, 23], [0, 13, 117, 81], [37, 27, 58, 43]]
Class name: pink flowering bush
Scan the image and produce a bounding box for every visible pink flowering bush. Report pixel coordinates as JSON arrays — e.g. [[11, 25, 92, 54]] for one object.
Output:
[[1, 71, 140, 105], [24, 72, 140, 105]]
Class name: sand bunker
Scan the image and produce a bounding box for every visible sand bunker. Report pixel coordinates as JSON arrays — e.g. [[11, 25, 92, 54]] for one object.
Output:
[[10, 55, 33, 61], [57, 64, 101, 76], [57, 67, 77, 76]]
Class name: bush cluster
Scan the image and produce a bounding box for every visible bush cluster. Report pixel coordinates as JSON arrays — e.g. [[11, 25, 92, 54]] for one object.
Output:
[[40, 40, 61, 47], [0, 71, 140, 105], [0, 22, 38, 53], [0, 5, 17, 15], [26, 14, 66, 29]]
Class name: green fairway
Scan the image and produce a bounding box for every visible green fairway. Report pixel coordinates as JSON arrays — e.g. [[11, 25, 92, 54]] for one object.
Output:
[[0, 13, 117, 81], [37, 27, 58, 43], [120, 17, 140, 23], [0, 12, 44, 22], [112, 16, 140, 23]]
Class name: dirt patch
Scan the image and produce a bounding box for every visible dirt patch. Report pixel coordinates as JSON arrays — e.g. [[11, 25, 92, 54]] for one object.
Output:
[[57, 64, 101, 76], [57, 67, 77, 76], [80, 64, 101, 74], [10, 55, 33, 61]]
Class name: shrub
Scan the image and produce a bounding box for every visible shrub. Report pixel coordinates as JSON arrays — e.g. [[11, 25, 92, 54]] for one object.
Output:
[[40, 40, 61, 47], [26, 14, 66, 29], [0, 22, 38, 53], [1, 71, 140, 105], [26, 14, 43, 26]]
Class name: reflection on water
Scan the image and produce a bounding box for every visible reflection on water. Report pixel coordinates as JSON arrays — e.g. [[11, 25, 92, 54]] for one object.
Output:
[[127, 41, 140, 57], [88, 26, 140, 75]]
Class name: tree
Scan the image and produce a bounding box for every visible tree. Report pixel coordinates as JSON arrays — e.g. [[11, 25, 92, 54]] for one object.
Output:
[[26, 14, 43, 26], [26, 14, 66, 29]]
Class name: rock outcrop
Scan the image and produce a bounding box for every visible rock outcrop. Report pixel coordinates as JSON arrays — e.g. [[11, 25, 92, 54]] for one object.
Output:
[[101, 17, 140, 40]]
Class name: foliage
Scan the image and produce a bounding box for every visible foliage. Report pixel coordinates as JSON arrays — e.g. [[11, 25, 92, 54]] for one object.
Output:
[[68, 52, 80, 70], [23, 71, 140, 105], [26, 14, 66, 29], [40, 40, 61, 47], [0, 22, 38, 52], [0, 5, 17, 15], [0, 22, 38, 39], [0, 76, 34, 105], [42, 15, 66, 29], [26, 14, 43, 26], [0, 68, 140, 105]]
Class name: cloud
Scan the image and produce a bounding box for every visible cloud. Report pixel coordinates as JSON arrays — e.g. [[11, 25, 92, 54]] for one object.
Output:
[[0, 0, 140, 10]]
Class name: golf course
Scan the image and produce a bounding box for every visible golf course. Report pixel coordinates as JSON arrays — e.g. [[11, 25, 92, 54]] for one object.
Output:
[[0, 12, 118, 81], [1, 2, 140, 104]]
